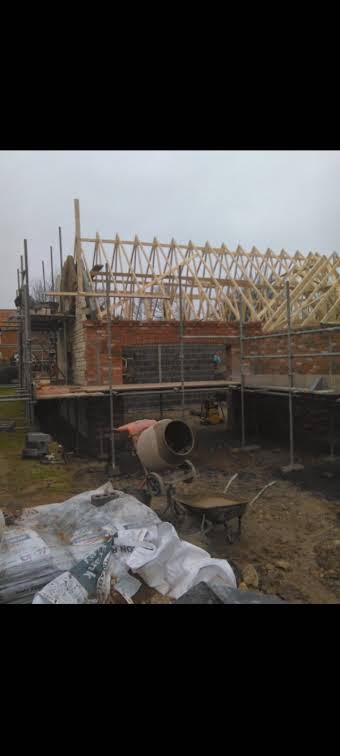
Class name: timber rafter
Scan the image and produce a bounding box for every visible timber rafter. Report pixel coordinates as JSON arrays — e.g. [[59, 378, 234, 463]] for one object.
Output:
[[75, 231, 340, 331]]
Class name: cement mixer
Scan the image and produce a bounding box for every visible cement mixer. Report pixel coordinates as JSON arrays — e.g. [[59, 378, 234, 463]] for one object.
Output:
[[116, 418, 196, 496]]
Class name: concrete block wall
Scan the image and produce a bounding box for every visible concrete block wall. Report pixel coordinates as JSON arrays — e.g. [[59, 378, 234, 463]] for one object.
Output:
[[231, 389, 340, 453], [123, 343, 229, 384], [120, 390, 212, 420]]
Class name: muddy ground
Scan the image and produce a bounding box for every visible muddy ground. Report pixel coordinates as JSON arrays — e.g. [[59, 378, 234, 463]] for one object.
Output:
[[178, 420, 340, 604], [0, 407, 339, 603]]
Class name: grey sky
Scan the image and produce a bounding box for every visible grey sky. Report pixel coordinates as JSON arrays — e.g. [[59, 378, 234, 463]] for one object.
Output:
[[0, 150, 339, 307]]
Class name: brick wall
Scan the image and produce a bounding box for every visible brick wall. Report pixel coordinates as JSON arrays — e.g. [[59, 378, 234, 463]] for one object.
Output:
[[240, 330, 340, 376], [71, 298, 87, 384], [78, 319, 340, 387], [82, 320, 260, 386], [0, 310, 18, 362]]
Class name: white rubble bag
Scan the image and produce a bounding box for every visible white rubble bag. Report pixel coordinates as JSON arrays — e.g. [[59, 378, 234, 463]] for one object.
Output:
[[124, 522, 236, 598], [1, 483, 236, 604]]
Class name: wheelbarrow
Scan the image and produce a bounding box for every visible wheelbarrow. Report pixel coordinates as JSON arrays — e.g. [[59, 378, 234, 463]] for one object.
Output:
[[172, 474, 277, 542]]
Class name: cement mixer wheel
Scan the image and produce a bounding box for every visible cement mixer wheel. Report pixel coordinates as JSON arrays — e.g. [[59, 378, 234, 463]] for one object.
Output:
[[146, 472, 165, 497]]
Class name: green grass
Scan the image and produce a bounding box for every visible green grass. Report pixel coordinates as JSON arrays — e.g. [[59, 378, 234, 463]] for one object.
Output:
[[0, 387, 25, 424], [0, 433, 84, 505], [0, 405, 81, 505], [0, 402, 25, 423], [0, 386, 16, 396], [0, 389, 103, 507]]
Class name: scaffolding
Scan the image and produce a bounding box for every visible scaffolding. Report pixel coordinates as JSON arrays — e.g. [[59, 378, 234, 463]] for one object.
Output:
[[0, 231, 73, 430], [0, 243, 34, 426], [237, 281, 340, 466], [182, 284, 340, 466]]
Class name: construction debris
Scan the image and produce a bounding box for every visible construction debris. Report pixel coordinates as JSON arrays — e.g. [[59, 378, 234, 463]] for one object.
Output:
[[0, 483, 237, 604]]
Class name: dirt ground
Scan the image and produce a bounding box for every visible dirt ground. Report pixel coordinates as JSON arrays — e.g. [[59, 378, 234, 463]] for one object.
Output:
[[175, 420, 340, 604], [0, 402, 339, 603]]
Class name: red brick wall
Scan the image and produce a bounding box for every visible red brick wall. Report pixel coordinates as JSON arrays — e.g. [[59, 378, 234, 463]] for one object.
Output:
[[241, 330, 340, 375], [0, 310, 18, 362], [82, 320, 340, 385], [83, 320, 261, 385]]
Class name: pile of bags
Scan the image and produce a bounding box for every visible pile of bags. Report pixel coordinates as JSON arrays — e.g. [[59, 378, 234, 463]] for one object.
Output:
[[0, 483, 237, 604]]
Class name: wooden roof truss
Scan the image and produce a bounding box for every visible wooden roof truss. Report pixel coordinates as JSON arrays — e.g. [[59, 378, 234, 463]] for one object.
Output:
[[77, 232, 340, 331]]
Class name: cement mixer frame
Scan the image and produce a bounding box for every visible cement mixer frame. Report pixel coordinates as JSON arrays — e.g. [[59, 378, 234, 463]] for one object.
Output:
[[116, 418, 197, 497], [145, 459, 196, 497]]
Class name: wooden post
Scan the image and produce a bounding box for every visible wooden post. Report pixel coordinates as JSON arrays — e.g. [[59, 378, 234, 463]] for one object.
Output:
[[58, 226, 68, 384], [74, 199, 83, 295]]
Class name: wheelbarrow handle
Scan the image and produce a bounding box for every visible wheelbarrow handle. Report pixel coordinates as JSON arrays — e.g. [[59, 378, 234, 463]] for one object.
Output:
[[248, 480, 277, 510], [224, 473, 238, 493]]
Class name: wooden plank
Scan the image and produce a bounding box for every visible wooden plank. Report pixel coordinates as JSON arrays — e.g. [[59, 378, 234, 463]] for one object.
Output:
[[80, 238, 295, 260], [48, 291, 171, 299]]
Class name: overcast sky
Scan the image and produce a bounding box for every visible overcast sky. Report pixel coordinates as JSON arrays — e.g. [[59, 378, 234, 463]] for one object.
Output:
[[0, 150, 339, 307]]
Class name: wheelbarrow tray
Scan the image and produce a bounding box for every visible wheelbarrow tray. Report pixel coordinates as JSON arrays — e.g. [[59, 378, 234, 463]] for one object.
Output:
[[174, 493, 248, 523]]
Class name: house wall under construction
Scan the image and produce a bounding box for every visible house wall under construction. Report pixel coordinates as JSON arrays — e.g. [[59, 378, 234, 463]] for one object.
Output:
[[27, 200, 340, 461]]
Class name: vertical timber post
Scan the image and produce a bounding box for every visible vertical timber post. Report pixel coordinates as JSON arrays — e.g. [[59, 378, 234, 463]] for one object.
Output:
[[74, 199, 83, 296], [74, 199, 86, 387], [59, 226, 68, 383]]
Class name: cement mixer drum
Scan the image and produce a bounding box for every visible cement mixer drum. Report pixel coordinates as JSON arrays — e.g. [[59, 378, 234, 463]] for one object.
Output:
[[136, 418, 195, 473]]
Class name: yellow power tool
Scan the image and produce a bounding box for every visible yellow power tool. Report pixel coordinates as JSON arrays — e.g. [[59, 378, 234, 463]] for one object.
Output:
[[200, 398, 225, 425]]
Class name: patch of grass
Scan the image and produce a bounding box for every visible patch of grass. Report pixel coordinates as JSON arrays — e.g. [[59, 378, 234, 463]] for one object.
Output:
[[0, 386, 16, 396], [0, 390, 25, 423], [0, 435, 82, 506], [0, 401, 106, 508], [0, 404, 25, 423]]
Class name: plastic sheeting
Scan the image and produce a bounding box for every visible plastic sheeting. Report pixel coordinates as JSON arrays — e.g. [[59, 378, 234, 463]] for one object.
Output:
[[0, 510, 5, 545], [0, 483, 236, 603]]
